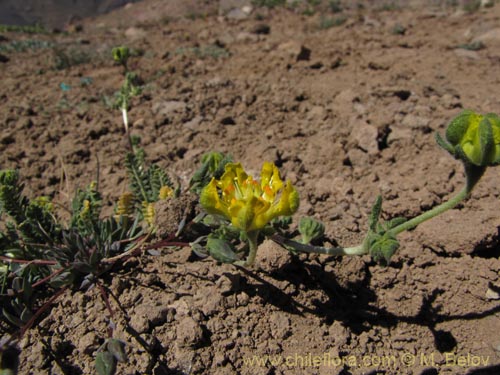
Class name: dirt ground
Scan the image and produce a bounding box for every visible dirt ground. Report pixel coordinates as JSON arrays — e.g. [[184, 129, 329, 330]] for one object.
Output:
[[2, 0, 500, 374]]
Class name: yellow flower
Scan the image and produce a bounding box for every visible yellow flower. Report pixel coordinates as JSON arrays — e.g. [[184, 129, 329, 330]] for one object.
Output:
[[159, 185, 174, 200], [200, 162, 299, 232]]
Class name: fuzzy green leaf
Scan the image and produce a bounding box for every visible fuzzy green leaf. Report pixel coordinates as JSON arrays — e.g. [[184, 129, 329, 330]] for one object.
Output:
[[298, 217, 325, 244], [107, 339, 127, 363], [445, 110, 474, 145], [435, 132, 454, 155], [369, 196, 383, 232], [369, 233, 400, 266], [206, 237, 239, 263], [95, 351, 117, 375]]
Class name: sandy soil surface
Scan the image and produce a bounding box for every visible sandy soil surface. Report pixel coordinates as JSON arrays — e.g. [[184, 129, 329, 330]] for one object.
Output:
[[1, 0, 500, 374]]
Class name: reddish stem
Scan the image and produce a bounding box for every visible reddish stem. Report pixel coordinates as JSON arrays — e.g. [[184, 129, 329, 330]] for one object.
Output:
[[0, 256, 58, 265]]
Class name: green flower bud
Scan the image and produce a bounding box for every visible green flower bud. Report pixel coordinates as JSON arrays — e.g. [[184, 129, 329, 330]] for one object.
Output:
[[437, 110, 500, 166], [112, 46, 130, 66]]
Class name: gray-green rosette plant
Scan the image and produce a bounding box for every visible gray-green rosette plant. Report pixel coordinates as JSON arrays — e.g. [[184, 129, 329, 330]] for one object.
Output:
[[272, 110, 500, 265]]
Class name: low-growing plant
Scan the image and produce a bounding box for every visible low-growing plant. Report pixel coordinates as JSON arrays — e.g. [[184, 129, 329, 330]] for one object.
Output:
[[0, 39, 53, 54], [251, 0, 287, 8], [0, 46, 178, 375], [0, 24, 47, 34], [318, 15, 347, 29], [52, 47, 91, 70], [192, 110, 500, 266]]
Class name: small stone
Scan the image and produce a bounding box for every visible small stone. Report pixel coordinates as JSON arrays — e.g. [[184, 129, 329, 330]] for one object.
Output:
[[79, 331, 98, 355], [474, 28, 500, 45], [350, 121, 378, 155], [485, 287, 500, 300], [152, 100, 186, 117], [226, 8, 249, 20], [277, 41, 311, 61], [387, 125, 412, 143], [402, 114, 430, 129], [184, 116, 203, 130], [454, 49, 480, 60], [125, 26, 147, 40], [255, 239, 292, 272], [269, 312, 290, 340], [235, 32, 258, 43], [176, 317, 204, 348]]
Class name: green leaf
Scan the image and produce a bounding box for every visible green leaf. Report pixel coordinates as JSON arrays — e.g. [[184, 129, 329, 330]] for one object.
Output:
[[298, 217, 325, 244], [20, 307, 33, 324], [206, 237, 239, 263], [368, 196, 383, 232], [385, 217, 407, 230], [2, 308, 24, 327], [189, 152, 232, 194], [435, 132, 454, 155], [369, 233, 400, 266], [479, 116, 494, 166], [107, 339, 127, 363], [95, 351, 117, 375], [445, 110, 474, 145]]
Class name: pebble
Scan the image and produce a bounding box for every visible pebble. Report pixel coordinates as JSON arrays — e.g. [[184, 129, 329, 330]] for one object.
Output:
[[124, 26, 147, 40], [350, 121, 378, 155]]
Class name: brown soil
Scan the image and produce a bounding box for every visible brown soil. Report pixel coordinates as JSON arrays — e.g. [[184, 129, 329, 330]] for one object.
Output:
[[2, 1, 500, 374]]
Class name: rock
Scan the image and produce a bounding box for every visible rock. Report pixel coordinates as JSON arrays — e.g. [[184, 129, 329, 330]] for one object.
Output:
[[401, 113, 430, 129], [485, 287, 500, 300], [387, 125, 412, 143], [78, 331, 98, 355], [124, 26, 147, 40], [255, 239, 292, 272], [235, 31, 258, 43], [0, 53, 9, 63], [306, 105, 326, 121], [481, 0, 494, 7], [176, 316, 204, 348], [350, 121, 378, 155], [277, 41, 311, 61], [226, 8, 248, 20], [333, 89, 358, 110], [296, 45, 311, 61], [184, 116, 203, 130], [473, 28, 500, 45], [346, 148, 369, 166], [219, 0, 253, 15], [269, 312, 291, 340], [152, 100, 186, 117], [454, 48, 480, 60]]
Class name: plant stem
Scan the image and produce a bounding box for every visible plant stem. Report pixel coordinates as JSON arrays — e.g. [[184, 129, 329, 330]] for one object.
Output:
[[271, 234, 365, 256], [389, 164, 485, 236], [122, 106, 133, 152], [271, 163, 486, 258], [244, 231, 260, 266]]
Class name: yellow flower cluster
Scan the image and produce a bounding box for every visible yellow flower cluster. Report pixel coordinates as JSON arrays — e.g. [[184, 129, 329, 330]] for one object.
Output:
[[200, 162, 299, 232]]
